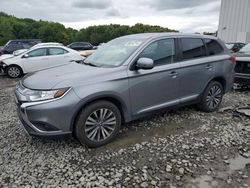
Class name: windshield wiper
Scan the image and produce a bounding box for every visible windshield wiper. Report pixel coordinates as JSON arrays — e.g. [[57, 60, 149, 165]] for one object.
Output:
[[82, 61, 100, 67]]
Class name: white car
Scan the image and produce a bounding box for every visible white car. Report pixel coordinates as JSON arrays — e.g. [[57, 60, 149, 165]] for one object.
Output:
[[0, 45, 84, 78]]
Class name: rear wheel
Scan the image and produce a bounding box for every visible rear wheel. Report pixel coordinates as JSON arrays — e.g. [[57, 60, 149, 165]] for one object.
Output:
[[198, 81, 224, 112], [6, 65, 23, 78], [75, 101, 121, 148]]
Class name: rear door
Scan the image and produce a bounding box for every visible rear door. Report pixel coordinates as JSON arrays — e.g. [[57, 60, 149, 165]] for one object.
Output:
[[128, 38, 181, 116], [177, 38, 214, 103], [47, 47, 71, 68]]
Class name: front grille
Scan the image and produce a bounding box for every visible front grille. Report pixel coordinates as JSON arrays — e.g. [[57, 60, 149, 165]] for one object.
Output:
[[235, 61, 250, 74]]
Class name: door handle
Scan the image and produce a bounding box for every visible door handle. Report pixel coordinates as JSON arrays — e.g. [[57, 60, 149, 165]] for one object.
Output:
[[169, 71, 178, 78]]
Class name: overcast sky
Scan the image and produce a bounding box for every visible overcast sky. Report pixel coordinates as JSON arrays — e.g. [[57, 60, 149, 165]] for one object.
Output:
[[0, 0, 221, 33]]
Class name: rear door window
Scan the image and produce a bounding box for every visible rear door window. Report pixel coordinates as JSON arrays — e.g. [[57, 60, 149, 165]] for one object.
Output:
[[181, 38, 206, 60], [48, 48, 67, 55], [204, 39, 223, 55]]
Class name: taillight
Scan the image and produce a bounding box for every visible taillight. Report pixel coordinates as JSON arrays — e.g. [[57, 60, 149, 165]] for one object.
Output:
[[229, 55, 236, 64]]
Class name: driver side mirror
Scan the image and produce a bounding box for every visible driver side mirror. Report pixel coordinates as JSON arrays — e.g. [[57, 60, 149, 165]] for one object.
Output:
[[22, 54, 29, 58], [136, 58, 154, 70]]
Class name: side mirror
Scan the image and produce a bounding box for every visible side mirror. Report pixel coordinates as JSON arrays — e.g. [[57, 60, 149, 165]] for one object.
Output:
[[136, 58, 154, 70], [22, 54, 29, 58]]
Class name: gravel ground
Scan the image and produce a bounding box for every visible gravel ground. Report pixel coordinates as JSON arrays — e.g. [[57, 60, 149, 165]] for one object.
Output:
[[0, 74, 250, 188]]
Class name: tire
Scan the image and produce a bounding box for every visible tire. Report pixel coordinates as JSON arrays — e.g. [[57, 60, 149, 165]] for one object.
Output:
[[198, 81, 224, 112], [74, 101, 121, 148], [6, 65, 23, 78]]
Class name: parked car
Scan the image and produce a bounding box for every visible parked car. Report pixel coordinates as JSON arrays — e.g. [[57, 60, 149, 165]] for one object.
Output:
[[234, 43, 250, 87], [0, 45, 84, 78], [0, 39, 41, 55], [225, 42, 245, 52], [15, 33, 235, 147], [67, 42, 96, 51], [12, 43, 64, 56], [79, 49, 96, 57], [79, 43, 106, 57], [0, 43, 65, 73]]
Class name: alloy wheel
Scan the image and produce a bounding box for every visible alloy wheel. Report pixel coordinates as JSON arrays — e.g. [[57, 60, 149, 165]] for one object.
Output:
[[206, 85, 222, 109], [84, 108, 117, 142]]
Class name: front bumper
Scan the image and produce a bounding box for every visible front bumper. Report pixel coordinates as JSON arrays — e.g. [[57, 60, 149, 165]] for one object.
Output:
[[16, 103, 71, 137], [234, 73, 250, 86], [15, 87, 80, 138], [0, 63, 7, 73]]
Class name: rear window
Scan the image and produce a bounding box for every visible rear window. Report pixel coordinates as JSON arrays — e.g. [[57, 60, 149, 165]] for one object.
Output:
[[181, 38, 206, 60], [204, 39, 223, 55]]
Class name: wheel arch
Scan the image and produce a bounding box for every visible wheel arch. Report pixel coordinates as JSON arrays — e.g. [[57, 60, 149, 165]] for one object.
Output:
[[202, 76, 226, 95], [70, 94, 130, 132], [210, 76, 226, 93]]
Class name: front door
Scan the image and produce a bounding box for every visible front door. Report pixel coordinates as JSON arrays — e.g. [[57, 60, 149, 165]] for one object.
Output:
[[22, 48, 49, 72], [128, 38, 181, 116], [47, 47, 71, 68]]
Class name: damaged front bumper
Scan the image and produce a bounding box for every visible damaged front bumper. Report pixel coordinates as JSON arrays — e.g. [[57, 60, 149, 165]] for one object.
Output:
[[234, 73, 250, 87], [0, 62, 7, 73]]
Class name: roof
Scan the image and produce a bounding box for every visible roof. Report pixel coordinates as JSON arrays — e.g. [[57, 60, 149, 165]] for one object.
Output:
[[31, 45, 67, 49], [118, 32, 218, 40]]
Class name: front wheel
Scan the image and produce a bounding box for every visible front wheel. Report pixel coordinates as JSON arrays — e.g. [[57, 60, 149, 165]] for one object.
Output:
[[75, 101, 121, 148], [6, 65, 23, 78], [198, 81, 224, 112]]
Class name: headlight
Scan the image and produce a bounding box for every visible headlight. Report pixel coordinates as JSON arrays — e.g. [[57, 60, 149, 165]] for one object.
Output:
[[22, 88, 70, 102]]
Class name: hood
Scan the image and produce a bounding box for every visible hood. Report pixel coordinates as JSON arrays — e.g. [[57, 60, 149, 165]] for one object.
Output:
[[22, 62, 126, 90], [0, 54, 14, 61]]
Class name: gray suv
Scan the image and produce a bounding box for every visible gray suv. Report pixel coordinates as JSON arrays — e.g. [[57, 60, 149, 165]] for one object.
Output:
[[15, 33, 235, 147]]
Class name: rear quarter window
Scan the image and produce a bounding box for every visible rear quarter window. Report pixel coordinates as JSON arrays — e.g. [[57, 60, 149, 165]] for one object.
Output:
[[204, 39, 224, 56]]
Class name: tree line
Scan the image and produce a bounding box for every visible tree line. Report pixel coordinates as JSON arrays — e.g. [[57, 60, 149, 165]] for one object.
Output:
[[0, 12, 177, 46]]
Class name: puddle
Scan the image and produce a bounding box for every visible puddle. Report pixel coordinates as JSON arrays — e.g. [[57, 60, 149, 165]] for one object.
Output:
[[229, 155, 250, 172], [104, 118, 201, 150], [188, 175, 219, 188], [187, 155, 250, 188]]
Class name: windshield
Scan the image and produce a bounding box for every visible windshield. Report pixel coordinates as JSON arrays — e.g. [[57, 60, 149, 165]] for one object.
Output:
[[239, 43, 250, 53], [84, 38, 143, 67]]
